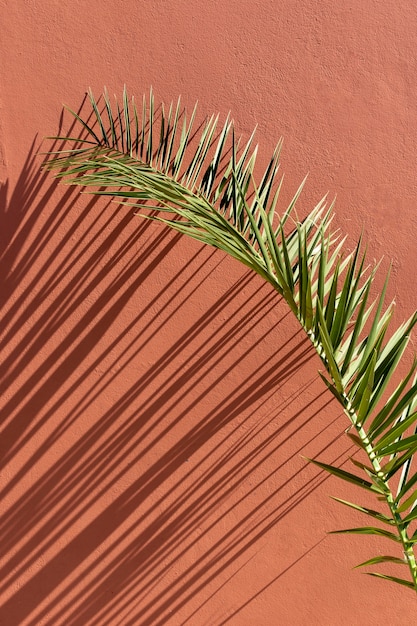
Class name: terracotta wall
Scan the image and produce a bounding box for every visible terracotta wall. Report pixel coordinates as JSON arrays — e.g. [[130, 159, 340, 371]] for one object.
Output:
[[1, 2, 417, 624]]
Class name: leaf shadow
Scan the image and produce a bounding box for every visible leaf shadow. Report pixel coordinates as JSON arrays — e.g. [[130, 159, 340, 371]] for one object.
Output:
[[0, 129, 351, 625]]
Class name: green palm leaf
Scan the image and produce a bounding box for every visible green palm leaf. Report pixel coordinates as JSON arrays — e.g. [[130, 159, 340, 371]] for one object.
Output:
[[366, 573, 416, 590], [329, 527, 401, 542], [45, 87, 417, 592], [330, 497, 394, 525], [355, 555, 406, 568], [304, 457, 376, 492]]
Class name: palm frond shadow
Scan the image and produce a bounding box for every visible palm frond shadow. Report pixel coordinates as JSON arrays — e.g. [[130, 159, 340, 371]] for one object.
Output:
[[0, 132, 349, 624]]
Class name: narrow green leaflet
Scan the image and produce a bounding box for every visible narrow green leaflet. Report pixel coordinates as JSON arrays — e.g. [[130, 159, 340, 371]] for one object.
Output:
[[366, 573, 416, 590], [315, 301, 344, 393], [354, 350, 377, 426], [397, 488, 417, 513], [377, 435, 417, 460], [328, 527, 400, 542], [373, 411, 417, 455], [368, 363, 417, 440], [304, 458, 375, 492], [330, 497, 395, 525], [354, 555, 406, 568], [402, 506, 417, 525]]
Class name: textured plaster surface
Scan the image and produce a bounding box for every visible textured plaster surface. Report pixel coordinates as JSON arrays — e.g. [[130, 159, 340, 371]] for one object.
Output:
[[1, 1, 417, 624]]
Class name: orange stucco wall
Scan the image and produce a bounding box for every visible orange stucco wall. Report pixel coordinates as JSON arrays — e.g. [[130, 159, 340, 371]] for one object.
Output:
[[1, 2, 417, 624]]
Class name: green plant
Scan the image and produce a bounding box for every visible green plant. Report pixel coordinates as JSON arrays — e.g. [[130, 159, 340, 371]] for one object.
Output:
[[45, 88, 417, 591]]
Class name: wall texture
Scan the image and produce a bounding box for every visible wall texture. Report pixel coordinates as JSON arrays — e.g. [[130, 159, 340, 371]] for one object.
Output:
[[1, 1, 417, 624]]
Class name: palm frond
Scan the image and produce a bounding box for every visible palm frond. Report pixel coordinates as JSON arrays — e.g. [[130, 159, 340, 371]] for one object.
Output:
[[44, 87, 417, 592]]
